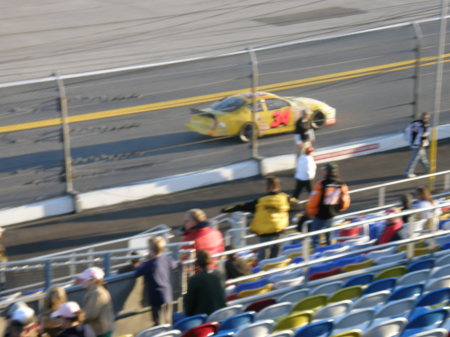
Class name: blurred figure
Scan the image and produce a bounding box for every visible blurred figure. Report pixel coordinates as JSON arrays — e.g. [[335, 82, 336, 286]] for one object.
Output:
[[0, 227, 7, 292], [78, 267, 114, 337], [399, 193, 413, 224], [39, 286, 68, 337], [404, 112, 430, 178], [117, 251, 141, 274], [307, 163, 350, 249], [377, 208, 403, 244], [182, 209, 224, 259], [51, 301, 95, 337], [134, 236, 176, 326], [184, 250, 225, 316], [293, 146, 316, 199], [224, 245, 251, 280], [294, 107, 315, 155], [4, 302, 40, 337], [222, 176, 298, 260], [413, 187, 442, 231]]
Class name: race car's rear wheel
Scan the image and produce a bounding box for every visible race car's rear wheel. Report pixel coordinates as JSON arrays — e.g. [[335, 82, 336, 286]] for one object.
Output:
[[239, 123, 256, 143], [312, 110, 326, 128]]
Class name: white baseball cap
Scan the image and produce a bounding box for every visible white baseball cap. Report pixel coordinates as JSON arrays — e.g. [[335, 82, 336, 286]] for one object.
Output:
[[77, 267, 105, 281], [11, 305, 35, 325], [51, 301, 80, 318]]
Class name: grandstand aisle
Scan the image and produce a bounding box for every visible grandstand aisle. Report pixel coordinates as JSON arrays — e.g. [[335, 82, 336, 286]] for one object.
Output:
[[4, 139, 450, 261]]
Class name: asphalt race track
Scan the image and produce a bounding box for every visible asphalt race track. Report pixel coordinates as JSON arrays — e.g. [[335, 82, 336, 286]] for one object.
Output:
[[4, 138, 450, 261]]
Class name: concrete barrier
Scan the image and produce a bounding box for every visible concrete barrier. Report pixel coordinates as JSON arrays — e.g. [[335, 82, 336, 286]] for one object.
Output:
[[1, 125, 449, 227]]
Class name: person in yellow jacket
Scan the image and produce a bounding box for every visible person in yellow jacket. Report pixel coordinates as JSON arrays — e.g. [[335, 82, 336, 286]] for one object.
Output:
[[222, 176, 299, 260], [306, 162, 350, 249]]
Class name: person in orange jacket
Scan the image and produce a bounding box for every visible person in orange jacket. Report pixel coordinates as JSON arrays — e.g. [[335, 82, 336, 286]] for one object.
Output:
[[306, 162, 350, 249]]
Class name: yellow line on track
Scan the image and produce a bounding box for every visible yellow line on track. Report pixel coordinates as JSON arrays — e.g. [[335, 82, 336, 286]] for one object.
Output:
[[1, 53, 450, 134]]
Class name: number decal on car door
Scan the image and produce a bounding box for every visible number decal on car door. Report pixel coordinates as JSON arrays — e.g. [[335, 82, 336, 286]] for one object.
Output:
[[271, 108, 291, 128]]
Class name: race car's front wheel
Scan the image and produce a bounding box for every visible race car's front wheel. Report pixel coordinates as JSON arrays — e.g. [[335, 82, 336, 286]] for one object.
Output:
[[312, 110, 326, 128], [239, 123, 256, 142]]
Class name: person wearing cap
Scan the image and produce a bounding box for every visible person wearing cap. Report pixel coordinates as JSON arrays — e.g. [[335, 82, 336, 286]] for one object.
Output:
[[293, 146, 317, 199], [306, 162, 350, 248], [77, 267, 114, 337], [51, 301, 95, 337], [294, 107, 316, 155], [222, 176, 300, 260], [134, 236, 176, 326], [4, 302, 40, 337]]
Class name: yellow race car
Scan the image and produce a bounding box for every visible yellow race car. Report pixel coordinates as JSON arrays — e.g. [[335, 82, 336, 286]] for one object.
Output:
[[185, 92, 336, 142]]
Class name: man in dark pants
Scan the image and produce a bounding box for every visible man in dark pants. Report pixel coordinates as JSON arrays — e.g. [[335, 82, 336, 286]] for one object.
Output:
[[404, 112, 431, 178], [222, 176, 299, 261]]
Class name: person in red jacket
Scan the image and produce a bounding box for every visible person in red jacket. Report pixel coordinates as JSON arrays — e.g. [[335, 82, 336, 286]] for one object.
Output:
[[182, 209, 225, 261], [377, 208, 403, 245]]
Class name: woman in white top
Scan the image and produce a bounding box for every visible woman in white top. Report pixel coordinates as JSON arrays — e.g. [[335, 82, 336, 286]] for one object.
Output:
[[413, 187, 442, 231], [293, 147, 316, 199]]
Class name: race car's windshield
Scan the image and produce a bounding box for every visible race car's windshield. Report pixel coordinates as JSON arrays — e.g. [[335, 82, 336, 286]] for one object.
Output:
[[212, 96, 245, 112]]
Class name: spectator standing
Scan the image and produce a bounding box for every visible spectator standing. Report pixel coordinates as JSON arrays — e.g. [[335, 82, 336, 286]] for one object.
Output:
[[413, 187, 442, 231], [306, 163, 351, 249], [222, 176, 299, 260], [293, 146, 316, 199], [182, 209, 224, 258], [51, 302, 95, 337], [134, 236, 176, 326], [184, 250, 226, 316], [39, 286, 68, 337], [294, 108, 315, 154], [78, 267, 114, 337], [404, 112, 431, 178], [399, 193, 414, 224]]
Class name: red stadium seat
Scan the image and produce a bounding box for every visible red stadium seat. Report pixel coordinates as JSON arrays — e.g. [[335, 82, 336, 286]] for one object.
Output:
[[181, 322, 220, 337], [244, 298, 276, 312], [309, 267, 341, 281]]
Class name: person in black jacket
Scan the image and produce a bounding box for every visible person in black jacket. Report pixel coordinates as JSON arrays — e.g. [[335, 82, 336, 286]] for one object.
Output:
[[184, 250, 225, 316], [404, 112, 430, 178], [294, 108, 315, 155]]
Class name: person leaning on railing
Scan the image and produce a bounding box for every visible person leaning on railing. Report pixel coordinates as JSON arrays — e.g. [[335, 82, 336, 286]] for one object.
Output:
[[222, 175, 301, 261]]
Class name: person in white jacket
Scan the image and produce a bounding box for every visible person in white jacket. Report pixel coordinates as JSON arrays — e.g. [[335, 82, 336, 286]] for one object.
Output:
[[293, 146, 316, 199]]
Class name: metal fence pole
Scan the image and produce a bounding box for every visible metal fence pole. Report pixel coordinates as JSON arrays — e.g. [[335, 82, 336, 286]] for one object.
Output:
[[54, 72, 75, 196], [412, 22, 424, 120], [378, 187, 386, 207], [44, 260, 52, 290], [248, 48, 260, 159], [103, 253, 111, 277]]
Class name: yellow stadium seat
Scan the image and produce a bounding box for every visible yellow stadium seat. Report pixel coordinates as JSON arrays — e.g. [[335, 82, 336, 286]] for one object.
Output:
[[237, 283, 273, 298]]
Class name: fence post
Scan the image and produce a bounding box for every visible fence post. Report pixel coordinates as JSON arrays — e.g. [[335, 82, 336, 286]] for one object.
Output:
[[302, 236, 310, 277], [103, 253, 111, 277], [378, 187, 386, 207], [231, 212, 247, 248], [412, 22, 424, 120], [54, 72, 77, 208], [44, 260, 52, 290], [248, 47, 260, 159]]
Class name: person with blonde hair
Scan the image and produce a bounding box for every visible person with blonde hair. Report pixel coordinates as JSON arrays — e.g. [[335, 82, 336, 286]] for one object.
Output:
[[134, 236, 176, 325], [77, 267, 114, 337], [39, 286, 68, 337], [182, 209, 224, 259], [51, 301, 95, 337]]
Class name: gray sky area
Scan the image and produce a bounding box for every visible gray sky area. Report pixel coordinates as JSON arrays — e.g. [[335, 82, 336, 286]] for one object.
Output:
[[0, 0, 442, 83]]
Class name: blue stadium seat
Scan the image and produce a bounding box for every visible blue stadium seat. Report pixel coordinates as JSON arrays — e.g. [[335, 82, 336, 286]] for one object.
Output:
[[315, 243, 342, 254], [408, 258, 434, 272], [294, 319, 333, 337], [235, 277, 269, 293], [215, 311, 255, 336], [173, 314, 207, 333], [362, 277, 396, 295], [409, 288, 450, 321], [343, 273, 374, 287], [387, 283, 424, 302], [401, 308, 448, 337]]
